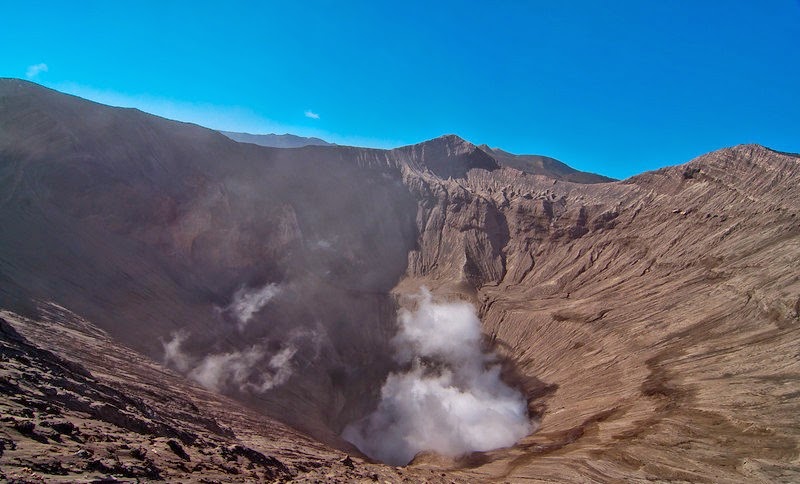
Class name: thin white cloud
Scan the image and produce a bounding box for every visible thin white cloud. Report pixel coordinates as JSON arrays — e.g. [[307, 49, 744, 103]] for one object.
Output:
[[304, 110, 320, 120], [26, 63, 48, 79]]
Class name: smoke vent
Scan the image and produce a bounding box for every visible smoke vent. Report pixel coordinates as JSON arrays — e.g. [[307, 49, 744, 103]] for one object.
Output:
[[342, 288, 532, 465]]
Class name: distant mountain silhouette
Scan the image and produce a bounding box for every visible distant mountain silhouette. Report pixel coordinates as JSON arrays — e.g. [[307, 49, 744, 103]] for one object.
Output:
[[478, 145, 616, 183], [220, 130, 333, 148]]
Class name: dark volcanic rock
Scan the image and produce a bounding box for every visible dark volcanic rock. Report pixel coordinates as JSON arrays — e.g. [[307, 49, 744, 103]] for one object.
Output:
[[167, 439, 191, 461], [42, 420, 77, 435]]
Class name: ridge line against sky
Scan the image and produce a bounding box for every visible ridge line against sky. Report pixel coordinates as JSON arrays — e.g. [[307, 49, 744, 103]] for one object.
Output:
[[43, 80, 407, 150], [2, 1, 799, 179]]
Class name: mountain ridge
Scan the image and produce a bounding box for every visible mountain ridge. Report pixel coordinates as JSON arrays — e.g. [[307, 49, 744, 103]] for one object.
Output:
[[219, 130, 333, 148], [478, 144, 616, 183], [1, 79, 616, 182]]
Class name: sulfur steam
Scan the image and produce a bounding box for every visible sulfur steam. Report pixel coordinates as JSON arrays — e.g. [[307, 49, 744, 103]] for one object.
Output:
[[226, 283, 281, 330], [162, 332, 297, 394], [342, 288, 531, 465], [189, 343, 297, 393]]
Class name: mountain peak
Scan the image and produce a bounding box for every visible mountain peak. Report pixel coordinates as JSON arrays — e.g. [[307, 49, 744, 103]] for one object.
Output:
[[412, 134, 480, 155], [430, 133, 472, 145], [395, 135, 499, 179]]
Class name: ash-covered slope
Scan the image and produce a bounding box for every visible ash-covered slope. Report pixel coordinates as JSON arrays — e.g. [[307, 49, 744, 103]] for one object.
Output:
[[403, 144, 800, 481], [1, 305, 450, 482], [0, 78, 423, 446], [0, 79, 511, 452], [1, 78, 799, 482]]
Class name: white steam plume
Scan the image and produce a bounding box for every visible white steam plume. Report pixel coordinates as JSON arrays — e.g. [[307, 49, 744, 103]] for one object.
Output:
[[161, 332, 297, 394], [162, 330, 191, 372], [189, 344, 297, 393], [342, 287, 531, 465], [227, 283, 281, 330]]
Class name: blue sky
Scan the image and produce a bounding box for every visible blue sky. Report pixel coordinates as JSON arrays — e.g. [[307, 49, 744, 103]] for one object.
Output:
[[2, 1, 798, 179]]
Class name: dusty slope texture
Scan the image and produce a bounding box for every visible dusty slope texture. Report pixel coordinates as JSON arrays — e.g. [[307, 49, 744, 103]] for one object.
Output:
[[219, 131, 333, 148], [0, 78, 424, 445], [0, 79, 515, 456], [396, 144, 800, 481], [478, 145, 616, 183], [0, 306, 463, 483]]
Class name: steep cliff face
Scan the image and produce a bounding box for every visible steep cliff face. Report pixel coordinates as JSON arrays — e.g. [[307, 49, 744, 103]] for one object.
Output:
[[1, 79, 799, 482]]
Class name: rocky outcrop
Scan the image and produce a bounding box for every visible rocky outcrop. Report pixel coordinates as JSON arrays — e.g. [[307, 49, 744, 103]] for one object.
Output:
[[1, 307, 460, 482]]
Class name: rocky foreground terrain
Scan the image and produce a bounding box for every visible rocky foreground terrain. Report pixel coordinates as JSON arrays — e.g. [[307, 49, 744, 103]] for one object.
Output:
[[1, 305, 452, 483], [1, 78, 799, 482]]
